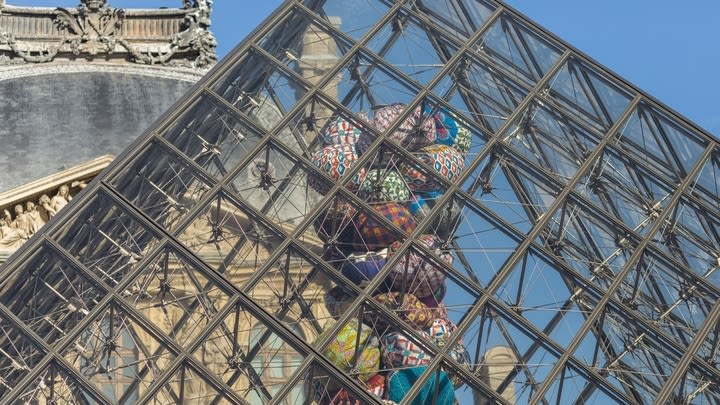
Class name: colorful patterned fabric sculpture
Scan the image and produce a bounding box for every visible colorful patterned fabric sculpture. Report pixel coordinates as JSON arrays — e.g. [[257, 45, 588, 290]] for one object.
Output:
[[325, 286, 355, 319], [381, 331, 432, 369], [354, 203, 416, 250], [387, 366, 455, 405], [357, 169, 410, 203], [418, 284, 449, 320], [407, 192, 430, 219], [427, 319, 470, 363], [321, 318, 381, 382], [406, 191, 462, 239], [319, 116, 366, 146], [313, 199, 358, 246], [386, 235, 452, 298], [340, 250, 387, 286], [425, 106, 458, 147], [453, 121, 472, 155], [427, 318, 472, 387], [309, 144, 366, 195], [314, 374, 386, 405], [401, 144, 464, 192], [418, 282, 447, 306], [372, 292, 435, 330], [357, 103, 435, 153]]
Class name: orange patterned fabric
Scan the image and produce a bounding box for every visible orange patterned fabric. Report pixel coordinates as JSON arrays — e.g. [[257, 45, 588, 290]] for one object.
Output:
[[354, 203, 416, 250]]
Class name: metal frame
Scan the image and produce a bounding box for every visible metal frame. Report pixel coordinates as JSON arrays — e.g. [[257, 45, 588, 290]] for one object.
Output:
[[0, 0, 718, 404]]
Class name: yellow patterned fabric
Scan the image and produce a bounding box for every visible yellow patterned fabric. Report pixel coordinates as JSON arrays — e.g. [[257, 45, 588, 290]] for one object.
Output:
[[373, 292, 434, 330], [321, 318, 381, 382]]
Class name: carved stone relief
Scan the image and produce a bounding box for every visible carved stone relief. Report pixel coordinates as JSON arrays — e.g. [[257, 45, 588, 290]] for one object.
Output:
[[0, 0, 217, 68], [0, 182, 84, 250]]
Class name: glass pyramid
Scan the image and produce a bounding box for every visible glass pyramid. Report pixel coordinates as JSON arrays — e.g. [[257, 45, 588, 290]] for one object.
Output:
[[1, 1, 718, 404]]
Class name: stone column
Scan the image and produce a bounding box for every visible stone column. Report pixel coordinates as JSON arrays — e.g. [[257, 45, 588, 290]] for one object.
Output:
[[296, 17, 342, 144], [476, 345, 517, 404]]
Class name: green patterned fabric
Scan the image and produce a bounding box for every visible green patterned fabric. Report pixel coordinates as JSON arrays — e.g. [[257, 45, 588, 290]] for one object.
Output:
[[453, 120, 472, 155], [357, 169, 410, 203]]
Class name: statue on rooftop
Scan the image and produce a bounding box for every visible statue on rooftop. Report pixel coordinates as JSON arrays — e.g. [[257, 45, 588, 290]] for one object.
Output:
[[56, 0, 124, 56]]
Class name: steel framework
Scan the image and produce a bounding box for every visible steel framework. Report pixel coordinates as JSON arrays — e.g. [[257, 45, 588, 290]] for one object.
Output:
[[0, 0, 718, 404]]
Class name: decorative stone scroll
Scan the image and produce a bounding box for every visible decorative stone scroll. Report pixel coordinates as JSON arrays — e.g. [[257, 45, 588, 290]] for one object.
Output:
[[0, 0, 217, 68]]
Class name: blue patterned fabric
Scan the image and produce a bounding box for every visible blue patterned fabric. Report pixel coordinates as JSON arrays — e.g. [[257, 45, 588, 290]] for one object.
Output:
[[387, 366, 455, 405]]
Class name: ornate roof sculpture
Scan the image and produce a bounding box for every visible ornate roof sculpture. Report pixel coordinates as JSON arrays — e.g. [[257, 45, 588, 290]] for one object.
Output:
[[0, 0, 216, 67], [0, 0, 718, 404]]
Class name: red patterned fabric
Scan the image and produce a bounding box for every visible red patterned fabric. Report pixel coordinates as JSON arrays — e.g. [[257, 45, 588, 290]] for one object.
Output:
[[309, 144, 366, 195], [426, 318, 472, 387], [319, 116, 366, 146], [386, 235, 452, 298], [357, 103, 435, 153], [401, 144, 464, 192], [354, 203, 416, 250]]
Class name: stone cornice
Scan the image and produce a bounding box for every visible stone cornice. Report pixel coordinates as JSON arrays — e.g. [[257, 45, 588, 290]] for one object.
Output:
[[0, 60, 207, 82], [0, 154, 112, 209], [0, 0, 217, 68]]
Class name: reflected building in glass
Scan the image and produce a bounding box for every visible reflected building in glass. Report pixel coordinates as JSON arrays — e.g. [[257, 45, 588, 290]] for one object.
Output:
[[0, 1, 718, 404]]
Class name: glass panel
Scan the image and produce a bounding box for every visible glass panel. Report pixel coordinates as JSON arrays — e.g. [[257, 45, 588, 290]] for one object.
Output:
[[575, 145, 676, 236], [122, 247, 233, 348], [689, 145, 720, 211], [331, 50, 423, 113], [502, 101, 601, 184], [161, 92, 264, 181], [245, 246, 336, 341], [16, 362, 108, 405], [547, 57, 634, 132], [1, 247, 105, 345], [653, 196, 720, 283], [0, 313, 46, 399], [257, 6, 350, 78], [148, 363, 237, 404], [495, 248, 588, 350], [110, 141, 212, 231], [476, 12, 563, 85], [62, 302, 177, 404], [301, 0, 392, 42], [192, 305, 307, 404], [572, 300, 684, 404], [366, 9, 449, 86], [229, 140, 322, 232], [177, 191, 285, 286], [536, 197, 638, 294], [414, 0, 496, 41], [435, 54, 529, 133], [212, 50, 309, 128], [463, 303, 561, 403], [667, 362, 720, 405], [51, 189, 161, 288], [617, 102, 708, 183], [614, 250, 718, 351]]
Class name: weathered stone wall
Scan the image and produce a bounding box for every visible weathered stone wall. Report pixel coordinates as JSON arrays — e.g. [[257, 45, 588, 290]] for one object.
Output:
[[0, 69, 197, 191]]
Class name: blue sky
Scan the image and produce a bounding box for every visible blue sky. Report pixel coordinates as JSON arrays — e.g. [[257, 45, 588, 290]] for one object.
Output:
[[8, 1, 719, 136]]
